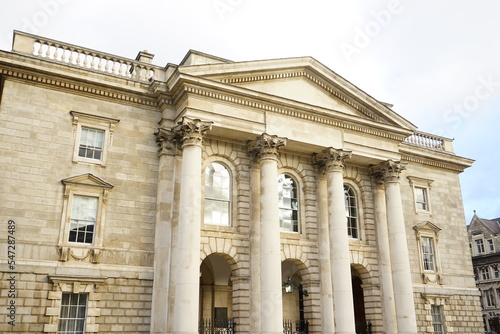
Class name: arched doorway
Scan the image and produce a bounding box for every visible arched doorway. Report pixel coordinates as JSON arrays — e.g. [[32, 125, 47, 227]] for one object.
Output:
[[352, 268, 370, 334], [199, 254, 234, 333], [282, 260, 309, 334]]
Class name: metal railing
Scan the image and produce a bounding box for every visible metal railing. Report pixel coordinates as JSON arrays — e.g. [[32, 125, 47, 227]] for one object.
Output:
[[283, 319, 309, 334], [199, 319, 235, 334]]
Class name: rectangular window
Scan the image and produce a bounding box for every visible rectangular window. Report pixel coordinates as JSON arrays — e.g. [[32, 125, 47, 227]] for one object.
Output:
[[78, 127, 104, 160], [415, 187, 428, 211], [495, 268, 500, 279], [431, 305, 445, 334], [476, 239, 485, 254], [421, 237, 436, 271], [69, 195, 98, 244], [485, 289, 496, 307], [488, 239, 495, 252], [57, 293, 87, 334], [481, 267, 491, 280]]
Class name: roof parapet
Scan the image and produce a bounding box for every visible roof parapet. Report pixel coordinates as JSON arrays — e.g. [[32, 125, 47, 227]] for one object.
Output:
[[11, 30, 165, 82]]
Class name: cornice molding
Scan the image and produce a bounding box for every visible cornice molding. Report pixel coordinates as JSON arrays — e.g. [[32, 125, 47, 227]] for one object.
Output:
[[179, 85, 409, 142], [219, 69, 388, 124], [0, 67, 158, 107], [401, 154, 468, 173]]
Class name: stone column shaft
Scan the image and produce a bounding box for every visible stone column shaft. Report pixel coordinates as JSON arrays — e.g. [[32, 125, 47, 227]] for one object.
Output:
[[317, 176, 335, 334], [378, 160, 418, 334], [315, 148, 355, 334], [172, 117, 212, 334], [249, 133, 286, 334], [372, 180, 398, 334]]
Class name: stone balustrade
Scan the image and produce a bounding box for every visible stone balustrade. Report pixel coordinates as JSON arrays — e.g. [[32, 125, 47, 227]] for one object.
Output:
[[404, 131, 454, 152], [11, 30, 163, 82]]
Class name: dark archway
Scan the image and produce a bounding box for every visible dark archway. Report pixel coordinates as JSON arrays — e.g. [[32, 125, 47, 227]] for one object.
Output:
[[352, 266, 371, 334]]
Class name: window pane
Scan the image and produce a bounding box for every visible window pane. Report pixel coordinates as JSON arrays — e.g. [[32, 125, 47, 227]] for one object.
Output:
[[344, 185, 359, 239], [421, 237, 435, 271], [69, 196, 97, 244], [278, 174, 299, 232], [79, 127, 104, 160], [58, 293, 87, 334], [415, 187, 428, 210], [204, 163, 231, 226]]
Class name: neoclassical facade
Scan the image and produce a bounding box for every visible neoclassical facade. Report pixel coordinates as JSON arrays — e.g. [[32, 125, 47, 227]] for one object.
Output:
[[0, 31, 483, 334]]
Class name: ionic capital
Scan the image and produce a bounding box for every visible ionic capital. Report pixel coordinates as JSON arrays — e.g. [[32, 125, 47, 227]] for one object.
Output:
[[248, 133, 287, 161], [172, 116, 213, 148], [155, 128, 179, 156], [371, 160, 407, 183], [313, 148, 352, 174]]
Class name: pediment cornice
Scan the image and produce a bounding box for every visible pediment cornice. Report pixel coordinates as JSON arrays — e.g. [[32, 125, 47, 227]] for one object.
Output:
[[61, 173, 114, 189], [171, 80, 412, 143]]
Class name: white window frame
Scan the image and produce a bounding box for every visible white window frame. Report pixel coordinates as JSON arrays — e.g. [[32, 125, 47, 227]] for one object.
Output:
[[407, 176, 433, 213], [431, 305, 446, 334], [344, 183, 360, 239], [476, 239, 486, 254], [484, 288, 496, 308], [421, 236, 436, 272], [204, 162, 232, 227], [70, 111, 119, 166], [44, 275, 106, 334], [422, 294, 450, 334], [58, 174, 113, 262], [57, 293, 88, 334], [488, 239, 495, 252], [480, 266, 491, 280], [202, 157, 237, 230], [414, 221, 442, 284], [278, 173, 300, 233]]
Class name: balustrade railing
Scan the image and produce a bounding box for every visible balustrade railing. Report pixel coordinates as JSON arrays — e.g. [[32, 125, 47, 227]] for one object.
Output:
[[12, 30, 163, 82], [404, 131, 453, 152]]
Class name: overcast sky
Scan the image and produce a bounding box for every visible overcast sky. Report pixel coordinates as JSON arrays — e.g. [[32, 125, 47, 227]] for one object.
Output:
[[1, 0, 498, 224]]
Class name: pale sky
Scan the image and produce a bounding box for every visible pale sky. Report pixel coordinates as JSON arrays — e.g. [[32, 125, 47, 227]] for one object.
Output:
[[1, 0, 498, 224]]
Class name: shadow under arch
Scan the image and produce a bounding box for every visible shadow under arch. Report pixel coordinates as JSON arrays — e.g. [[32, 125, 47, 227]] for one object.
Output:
[[199, 253, 238, 332], [351, 264, 373, 334], [282, 258, 311, 334]]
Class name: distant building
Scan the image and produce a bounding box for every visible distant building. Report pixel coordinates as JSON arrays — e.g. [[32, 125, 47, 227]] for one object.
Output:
[[0, 30, 483, 334], [468, 213, 500, 332]]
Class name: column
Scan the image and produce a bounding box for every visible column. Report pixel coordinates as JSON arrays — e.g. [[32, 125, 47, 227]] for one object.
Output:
[[151, 128, 179, 334], [172, 117, 212, 334], [315, 148, 355, 334], [248, 133, 286, 334], [314, 171, 335, 334], [370, 175, 398, 334], [377, 160, 418, 334]]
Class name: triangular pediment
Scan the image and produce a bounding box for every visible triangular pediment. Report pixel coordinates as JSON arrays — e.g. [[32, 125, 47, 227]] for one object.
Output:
[[413, 221, 441, 233], [61, 173, 114, 189], [176, 52, 417, 130]]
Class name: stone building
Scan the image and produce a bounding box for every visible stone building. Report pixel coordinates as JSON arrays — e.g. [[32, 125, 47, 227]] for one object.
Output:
[[0, 30, 483, 334], [468, 213, 500, 333]]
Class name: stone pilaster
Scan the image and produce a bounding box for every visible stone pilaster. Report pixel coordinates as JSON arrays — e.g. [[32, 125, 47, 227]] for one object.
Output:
[[151, 128, 179, 334], [373, 160, 418, 334], [314, 148, 355, 334], [171, 117, 212, 334], [248, 133, 286, 334]]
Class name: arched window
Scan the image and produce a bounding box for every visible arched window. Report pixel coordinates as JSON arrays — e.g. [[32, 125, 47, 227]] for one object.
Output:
[[344, 184, 359, 239], [278, 174, 299, 232], [204, 162, 231, 226]]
